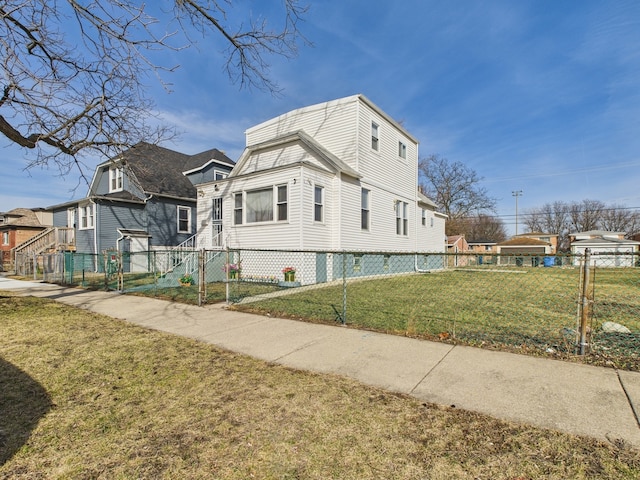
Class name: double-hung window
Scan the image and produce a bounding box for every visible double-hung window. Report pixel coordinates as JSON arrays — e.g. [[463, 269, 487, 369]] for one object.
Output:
[[422, 208, 426, 226], [371, 122, 379, 151], [109, 166, 123, 192], [2, 231, 9, 245], [177, 206, 191, 233], [396, 201, 408, 236], [277, 185, 288, 221], [361, 188, 370, 230], [314, 186, 324, 222], [234, 193, 243, 225], [79, 205, 94, 229]]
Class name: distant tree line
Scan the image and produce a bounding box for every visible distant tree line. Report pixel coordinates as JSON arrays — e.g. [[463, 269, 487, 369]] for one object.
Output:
[[523, 200, 640, 251], [418, 155, 639, 248]]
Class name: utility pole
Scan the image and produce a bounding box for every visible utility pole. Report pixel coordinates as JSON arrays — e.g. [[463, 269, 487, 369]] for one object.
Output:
[[512, 190, 523, 236]]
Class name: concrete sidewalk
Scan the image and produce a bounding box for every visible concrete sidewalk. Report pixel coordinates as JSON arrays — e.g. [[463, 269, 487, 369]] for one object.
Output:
[[2, 276, 640, 448]]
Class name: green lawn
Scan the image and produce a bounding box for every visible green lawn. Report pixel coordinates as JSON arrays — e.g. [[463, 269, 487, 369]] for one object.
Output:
[[234, 267, 640, 370]]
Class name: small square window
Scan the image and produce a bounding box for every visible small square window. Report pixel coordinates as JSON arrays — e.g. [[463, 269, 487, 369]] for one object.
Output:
[[353, 254, 363, 272], [398, 141, 407, 159]]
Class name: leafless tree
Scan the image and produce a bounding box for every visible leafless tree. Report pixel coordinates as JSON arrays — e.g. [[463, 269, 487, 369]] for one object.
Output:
[[462, 214, 507, 242], [419, 154, 497, 222], [523, 201, 571, 250], [569, 199, 605, 233], [0, 0, 309, 179], [600, 204, 640, 235]]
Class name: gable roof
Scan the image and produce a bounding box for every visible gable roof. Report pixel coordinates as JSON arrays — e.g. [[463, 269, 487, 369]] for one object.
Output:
[[230, 130, 362, 179], [498, 237, 551, 247], [0, 208, 44, 228], [182, 148, 235, 175]]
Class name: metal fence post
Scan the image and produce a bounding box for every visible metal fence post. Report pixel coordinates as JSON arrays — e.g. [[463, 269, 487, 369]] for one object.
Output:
[[342, 251, 347, 325], [225, 247, 230, 304], [578, 248, 592, 355], [198, 249, 204, 307]]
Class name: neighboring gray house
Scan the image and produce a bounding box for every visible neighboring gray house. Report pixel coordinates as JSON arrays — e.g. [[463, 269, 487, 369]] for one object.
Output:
[[48, 142, 234, 266], [570, 230, 640, 267]]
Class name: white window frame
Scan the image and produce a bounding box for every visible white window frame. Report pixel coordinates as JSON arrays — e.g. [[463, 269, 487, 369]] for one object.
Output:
[[2, 231, 9, 245], [361, 188, 370, 231], [233, 193, 243, 225], [79, 205, 94, 230], [398, 141, 407, 159], [422, 208, 426, 226], [314, 185, 324, 223], [177, 206, 192, 234], [371, 122, 379, 151], [236, 185, 288, 225], [276, 185, 288, 222], [214, 171, 227, 181], [109, 165, 124, 193]]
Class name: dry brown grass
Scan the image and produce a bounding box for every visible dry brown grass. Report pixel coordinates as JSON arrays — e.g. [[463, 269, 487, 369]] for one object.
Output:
[[1, 293, 639, 479]]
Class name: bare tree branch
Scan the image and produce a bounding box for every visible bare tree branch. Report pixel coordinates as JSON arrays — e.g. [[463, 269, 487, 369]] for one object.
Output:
[[0, 0, 309, 180]]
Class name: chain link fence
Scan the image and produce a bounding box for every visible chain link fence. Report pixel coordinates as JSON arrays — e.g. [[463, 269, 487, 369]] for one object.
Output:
[[12, 248, 640, 370]]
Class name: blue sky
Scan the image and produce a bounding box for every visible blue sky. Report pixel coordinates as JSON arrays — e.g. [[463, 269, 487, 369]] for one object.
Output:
[[2, 0, 640, 234]]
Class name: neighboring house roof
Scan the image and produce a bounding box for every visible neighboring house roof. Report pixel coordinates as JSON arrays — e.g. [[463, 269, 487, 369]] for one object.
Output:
[[182, 148, 235, 174], [570, 230, 625, 237], [498, 237, 551, 247], [0, 208, 44, 228], [571, 237, 640, 246], [447, 235, 465, 246], [467, 239, 497, 245], [230, 130, 362, 180], [118, 143, 195, 199]]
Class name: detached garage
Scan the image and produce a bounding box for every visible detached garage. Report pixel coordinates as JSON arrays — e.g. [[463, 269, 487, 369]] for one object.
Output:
[[496, 237, 553, 267]]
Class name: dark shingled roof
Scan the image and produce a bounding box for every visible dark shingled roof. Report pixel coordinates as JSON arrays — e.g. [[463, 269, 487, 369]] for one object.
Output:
[[184, 148, 235, 172], [112, 143, 236, 200], [119, 142, 195, 199]]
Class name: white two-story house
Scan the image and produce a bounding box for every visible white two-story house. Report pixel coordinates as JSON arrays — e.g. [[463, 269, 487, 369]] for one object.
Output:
[[194, 94, 446, 283]]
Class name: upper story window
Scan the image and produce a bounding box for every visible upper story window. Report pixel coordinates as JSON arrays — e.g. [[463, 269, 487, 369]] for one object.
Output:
[[398, 141, 407, 159], [235, 185, 288, 225], [79, 205, 94, 229], [109, 165, 124, 193], [371, 122, 379, 151], [314, 186, 324, 222], [177, 206, 191, 233], [421, 208, 426, 226], [214, 171, 227, 181], [396, 201, 408, 236], [2, 231, 9, 245], [361, 188, 370, 230]]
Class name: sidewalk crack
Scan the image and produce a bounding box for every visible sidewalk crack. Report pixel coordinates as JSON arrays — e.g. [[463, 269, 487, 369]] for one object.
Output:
[[409, 344, 456, 394], [616, 369, 640, 429]]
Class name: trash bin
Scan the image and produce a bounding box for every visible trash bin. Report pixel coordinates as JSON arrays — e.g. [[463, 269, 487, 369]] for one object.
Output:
[[515, 257, 523, 267], [543, 256, 555, 267]]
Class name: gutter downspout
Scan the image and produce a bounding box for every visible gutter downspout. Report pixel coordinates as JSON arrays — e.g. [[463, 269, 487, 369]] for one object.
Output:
[[90, 198, 98, 271]]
